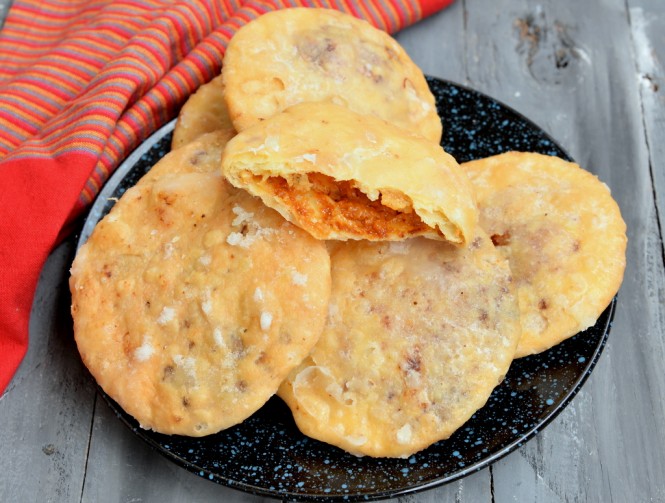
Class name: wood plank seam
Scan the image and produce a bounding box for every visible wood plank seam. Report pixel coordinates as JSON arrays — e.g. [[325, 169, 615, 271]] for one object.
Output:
[[626, 5, 665, 269], [78, 393, 98, 503]]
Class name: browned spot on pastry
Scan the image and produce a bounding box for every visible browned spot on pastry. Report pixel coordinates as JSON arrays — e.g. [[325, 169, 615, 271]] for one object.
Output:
[[382, 314, 392, 329], [236, 380, 248, 392], [102, 264, 112, 278], [297, 37, 344, 77], [189, 149, 207, 165], [404, 348, 422, 373], [572, 240, 581, 252], [122, 332, 133, 358], [158, 191, 178, 206], [182, 396, 190, 407], [162, 365, 174, 381], [491, 231, 511, 246], [538, 298, 548, 310], [231, 334, 245, 354], [362, 66, 383, 83], [255, 351, 267, 365], [156, 207, 172, 226], [279, 330, 292, 344]]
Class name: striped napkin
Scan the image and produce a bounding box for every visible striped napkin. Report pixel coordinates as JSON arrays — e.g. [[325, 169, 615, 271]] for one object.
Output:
[[0, 0, 454, 394]]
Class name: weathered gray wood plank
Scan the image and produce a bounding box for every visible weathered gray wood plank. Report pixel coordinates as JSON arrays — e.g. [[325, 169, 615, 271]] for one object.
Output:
[[456, 0, 665, 502], [81, 397, 267, 503], [0, 241, 97, 503], [396, 469, 492, 503], [629, 0, 665, 248]]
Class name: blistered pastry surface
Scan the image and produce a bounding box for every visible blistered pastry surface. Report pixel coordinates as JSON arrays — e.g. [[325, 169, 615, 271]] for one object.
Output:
[[172, 74, 236, 149], [279, 231, 521, 458], [222, 8, 442, 142], [70, 132, 331, 436], [462, 152, 626, 357]]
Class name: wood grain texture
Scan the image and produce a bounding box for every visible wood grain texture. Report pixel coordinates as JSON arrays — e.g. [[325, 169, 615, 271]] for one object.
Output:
[[0, 241, 97, 503], [81, 397, 265, 503], [630, 0, 665, 243], [1, 1, 664, 502]]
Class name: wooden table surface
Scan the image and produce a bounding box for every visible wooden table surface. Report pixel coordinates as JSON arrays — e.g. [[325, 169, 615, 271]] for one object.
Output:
[[1, 0, 664, 502]]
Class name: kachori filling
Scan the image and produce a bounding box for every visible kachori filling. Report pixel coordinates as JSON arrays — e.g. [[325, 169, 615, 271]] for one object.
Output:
[[258, 172, 438, 240]]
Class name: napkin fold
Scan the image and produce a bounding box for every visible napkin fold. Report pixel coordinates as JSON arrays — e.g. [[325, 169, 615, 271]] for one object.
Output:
[[0, 0, 454, 394]]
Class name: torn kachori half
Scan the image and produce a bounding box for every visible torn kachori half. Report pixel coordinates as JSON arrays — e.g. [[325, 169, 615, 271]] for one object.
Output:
[[221, 101, 477, 245], [171, 74, 235, 150], [278, 231, 521, 458], [222, 8, 442, 143], [462, 151, 627, 358], [70, 131, 331, 436]]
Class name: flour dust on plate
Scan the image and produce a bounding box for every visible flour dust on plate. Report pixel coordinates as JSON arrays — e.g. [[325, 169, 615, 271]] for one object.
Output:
[[77, 77, 615, 502]]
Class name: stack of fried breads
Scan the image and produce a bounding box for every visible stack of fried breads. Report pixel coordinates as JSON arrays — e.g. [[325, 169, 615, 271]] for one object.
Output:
[[70, 8, 627, 458]]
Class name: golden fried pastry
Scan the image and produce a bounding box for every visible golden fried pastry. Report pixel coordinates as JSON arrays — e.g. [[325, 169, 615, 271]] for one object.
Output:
[[172, 74, 235, 149], [278, 231, 521, 458], [70, 132, 331, 436], [462, 152, 627, 357], [222, 8, 442, 143], [221, 102, 477, 244], [149, 127, 235, 181]]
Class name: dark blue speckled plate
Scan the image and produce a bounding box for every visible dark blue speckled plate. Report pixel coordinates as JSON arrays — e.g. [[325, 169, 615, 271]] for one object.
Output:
[[78, 77, 615, 502]]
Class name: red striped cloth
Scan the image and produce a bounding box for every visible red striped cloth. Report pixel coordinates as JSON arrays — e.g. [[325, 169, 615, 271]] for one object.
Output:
[[0, 0, 454, 394]]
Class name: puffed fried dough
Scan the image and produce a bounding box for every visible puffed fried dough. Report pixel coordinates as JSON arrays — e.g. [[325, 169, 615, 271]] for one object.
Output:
[[172, 74, 236, 149], [221, 101, 477, 244], [147, 128, 235, 182], [70, 132, 331, 436], [278, 231, 521, 458], [462, 152, 627, 358], [222, 8, 442, 143]]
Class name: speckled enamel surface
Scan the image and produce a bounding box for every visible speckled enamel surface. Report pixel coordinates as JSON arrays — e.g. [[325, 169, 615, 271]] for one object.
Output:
[[77, 78, 615, 502]]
